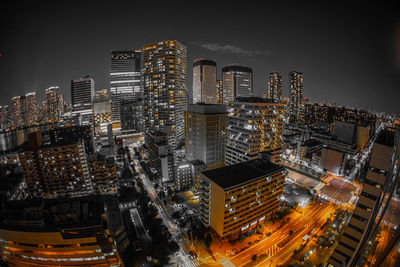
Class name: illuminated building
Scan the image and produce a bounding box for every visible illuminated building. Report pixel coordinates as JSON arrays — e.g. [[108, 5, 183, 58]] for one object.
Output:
[[18, 131, 92, 198], [25, 92, 38, 126], [110, 50, 141, 124], [327, 129, 398, 267], [46, 86, 64, 122], [120, 98, 143, 132], [0, 196, 128, 267], [71, 76, 95, 126], [176, 160, 206, 192], [92, 89, 112, 135], [192, 59, 217, 104], [11, 96, 22, 127], [225, 97, 284, 166], [48, 125, 94, 155], [267, 72, 282, 100], [289, 71, 304, 122], [87, 153, 118, 194], [142, 40, 187, 151], [19, 95, 27, 127], [222, 65, 252, 104], [199, 158, 285, 239], [185, 103, 227, 170], [216, 79, 223, 104]]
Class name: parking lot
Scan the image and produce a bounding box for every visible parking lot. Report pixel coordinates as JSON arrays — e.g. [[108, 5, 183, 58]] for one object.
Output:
[[282, 182, 311, 208]]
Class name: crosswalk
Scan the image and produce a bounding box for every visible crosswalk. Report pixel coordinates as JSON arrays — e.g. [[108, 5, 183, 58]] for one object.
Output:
[[265, 244, 281, 258]]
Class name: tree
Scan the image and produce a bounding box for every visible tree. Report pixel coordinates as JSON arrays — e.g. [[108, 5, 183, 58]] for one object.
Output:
[[251, 255, 257, 262], [289, 230, 294, 236]]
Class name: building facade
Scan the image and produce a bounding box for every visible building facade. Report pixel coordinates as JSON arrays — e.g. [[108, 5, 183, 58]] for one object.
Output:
[[225, 97, 284, 166], [216, 79, 223, 104], [222, 65, 252, 105], [142, 40, 187, 151], [267, 72, 282, 100], [0, 196, 128, 267], [120, 98, 143, 132], [110, 50, 141, 124], [199, 158, 285, 239], [289, 71, 304, 123], [92, 89, 112, 135], [185, 103, 227, 170], [192, 59, 217, 104], [71, 76, 95, 126], [46, 86, 64, 123]]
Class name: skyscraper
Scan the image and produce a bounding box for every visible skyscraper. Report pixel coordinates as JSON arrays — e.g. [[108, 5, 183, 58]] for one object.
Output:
[[222, 65, 252, 105], [11, 96, 21, 127], [110, 50, 141, 124], [192, 58, 217, 104], [24, 92, 37, 126], [289, 71, 304, 122], [185, 103, 227, 170], [268, 72, 282, 100], [120, 98, 143, 132], [45, 86, 63, 122], [225, 97, 284, 166], [142, 40, 187, 150], [71, 76, 95, 126]]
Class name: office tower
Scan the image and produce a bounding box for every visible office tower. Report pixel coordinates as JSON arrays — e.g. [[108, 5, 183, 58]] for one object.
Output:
[[87, 153, 118, 194], [120, 98, 143, 132], [0, 196, 128, 266], [225, 97, 284, 166], [327, 128, 399, 267], [222, 65, 252, 105], [24, 92, 37, 126], [19, 95, 27, 126], [45, 86, 63, 122], [11, 96, 22, 127], [268, 72, 282, 100], [186, 103, 227, 170], [192, 58, 217, 104], [142, 40, 187, 150], [146, 131, 174, 182], [289, 71, 304, 122], [110, 50, 141, 124], [18, 132, 92, 198], [199, 158, 285, 239], [216, 79, 223, 104], [92, 89, 112, 135], [71, 76, 95, 126]]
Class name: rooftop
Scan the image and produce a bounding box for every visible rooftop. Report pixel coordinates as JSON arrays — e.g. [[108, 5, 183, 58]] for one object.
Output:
[[188, 103, 227, 114], [234, 97, 283, 104], [201, 158, 284, 190], [376, 128, 395, 148]]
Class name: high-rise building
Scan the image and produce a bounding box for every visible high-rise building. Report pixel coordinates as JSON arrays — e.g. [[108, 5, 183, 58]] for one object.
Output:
[[11, 96, 22, 127], [146, 131, 174, 182], [222, 65, 252, 105], [142, 40, 187, 150], [216, 79, 223, 104], [199, 158, 285, 239], [268, 72, 282, 100], [110, 50, 141, 124], [0, 196, 128, 266], [92, 89, 112, 135], [25, 92, 37, 126], [0, 105, 10, 130], [192, 59, 217, 104], [225, 97, 284, 166], [289, 71, 304, 122], [120, 98, 143, 132], [185, 103, 227, 170], [18, 132, 93, 198], [46, 86, 64, 122], [327, 128, 398, 267], [71, 76, 95, 126]]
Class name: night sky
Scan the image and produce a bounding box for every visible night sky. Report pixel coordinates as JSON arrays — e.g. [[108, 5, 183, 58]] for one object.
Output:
[[1, 1, 399, 115]]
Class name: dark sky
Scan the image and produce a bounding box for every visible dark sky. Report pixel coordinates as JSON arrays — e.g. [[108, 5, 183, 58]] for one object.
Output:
[[1, 1, 399, 115]]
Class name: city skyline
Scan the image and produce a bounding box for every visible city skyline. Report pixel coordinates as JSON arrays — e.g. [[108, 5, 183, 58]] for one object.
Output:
[[0, 2, 399, 115]]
